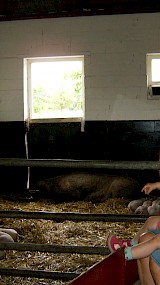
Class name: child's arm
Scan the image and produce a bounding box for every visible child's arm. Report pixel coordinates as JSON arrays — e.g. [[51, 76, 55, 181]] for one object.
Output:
[[141, 182, 160, 195]]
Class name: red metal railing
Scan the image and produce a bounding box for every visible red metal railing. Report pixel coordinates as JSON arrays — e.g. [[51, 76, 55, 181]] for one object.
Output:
[[69, 248, 138, 285]]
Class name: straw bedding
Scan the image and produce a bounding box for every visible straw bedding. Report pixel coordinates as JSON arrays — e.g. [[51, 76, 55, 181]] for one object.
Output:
[[0, 198, 143, 285]]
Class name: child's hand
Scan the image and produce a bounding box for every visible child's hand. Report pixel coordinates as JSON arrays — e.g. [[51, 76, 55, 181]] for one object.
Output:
[[141, 183, 158, 195]]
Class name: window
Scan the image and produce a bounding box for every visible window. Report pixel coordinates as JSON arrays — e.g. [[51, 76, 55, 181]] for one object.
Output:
[[24, 56, 85, 124], [146, 53, 160, 98]]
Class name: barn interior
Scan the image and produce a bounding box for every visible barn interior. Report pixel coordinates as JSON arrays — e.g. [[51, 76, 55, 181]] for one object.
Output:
[[0, 0, 160, 195], [0, 0, 160, 284]]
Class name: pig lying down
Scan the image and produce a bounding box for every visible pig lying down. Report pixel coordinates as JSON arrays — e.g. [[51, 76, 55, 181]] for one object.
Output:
[[0, 228, 20, 242], [34, 172, 140, 203], [0, 228, 20, 259]]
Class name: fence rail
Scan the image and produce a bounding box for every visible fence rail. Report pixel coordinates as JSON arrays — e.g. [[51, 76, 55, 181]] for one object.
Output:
[[0, 210, 147, 222], [0, 267, 79, 280], [0, 209, 146, 280], [0, 242, 109, 255], [0, 158, 160, 170]]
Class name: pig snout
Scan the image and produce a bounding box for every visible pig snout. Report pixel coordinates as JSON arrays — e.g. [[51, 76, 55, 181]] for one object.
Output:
[[0, 232, 14, 260]]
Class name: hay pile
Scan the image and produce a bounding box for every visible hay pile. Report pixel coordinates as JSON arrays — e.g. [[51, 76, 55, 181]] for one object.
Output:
[[0, 198, 143, 285]]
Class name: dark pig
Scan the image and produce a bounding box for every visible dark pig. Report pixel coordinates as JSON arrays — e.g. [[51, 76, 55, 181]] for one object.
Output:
[[35, 172, 140, 203]]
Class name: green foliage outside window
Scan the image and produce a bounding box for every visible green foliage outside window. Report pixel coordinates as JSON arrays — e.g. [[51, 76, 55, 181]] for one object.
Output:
[[33, 70, 83, 115]]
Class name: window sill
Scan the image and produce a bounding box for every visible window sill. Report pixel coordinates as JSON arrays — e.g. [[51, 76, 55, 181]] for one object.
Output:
[[28, 117, 83, 123]]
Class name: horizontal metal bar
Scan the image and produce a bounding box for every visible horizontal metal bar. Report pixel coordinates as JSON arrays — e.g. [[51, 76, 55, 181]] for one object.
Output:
[[0, 267, 79, 280], [0, 158, 159, 170], [0, 242, 109, 255], [0, 210, 147, 222]]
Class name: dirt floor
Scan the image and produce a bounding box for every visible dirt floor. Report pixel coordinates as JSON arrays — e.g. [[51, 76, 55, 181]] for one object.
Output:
[[0, 197, 144, 285]]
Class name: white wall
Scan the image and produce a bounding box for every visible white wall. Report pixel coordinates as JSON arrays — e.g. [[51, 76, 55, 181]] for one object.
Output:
[[0, 13, 160, 121]]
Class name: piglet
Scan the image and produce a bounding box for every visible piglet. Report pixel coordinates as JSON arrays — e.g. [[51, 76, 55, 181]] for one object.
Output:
[[148, 204, 160, 216], [128, 198, 145, 213], [0, 228, 20, 242], [135, 205, 148, 215], [0, 232, 14, 260], [152, 199, 160, 206]]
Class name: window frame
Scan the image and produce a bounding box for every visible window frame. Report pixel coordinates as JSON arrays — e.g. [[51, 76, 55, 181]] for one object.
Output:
[[24, 56, 85, 125], [146, 53, 160, 99]]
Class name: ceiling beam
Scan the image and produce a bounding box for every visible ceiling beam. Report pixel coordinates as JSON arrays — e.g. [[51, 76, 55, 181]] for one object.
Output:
[[0, 0, 160, 21]]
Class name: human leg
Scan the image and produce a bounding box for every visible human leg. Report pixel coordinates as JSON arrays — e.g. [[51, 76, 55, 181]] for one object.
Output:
[[137, 258, 155, 285], [107, 232, 157, 284], [107, 216, 160, 253], [126, 232, 160, 284], [137, 232, 156, 285], [150, 256, 160, 285], [133, 216, 160, 243], [107, 218, 160, 284], [125, 233, 160, 260]]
